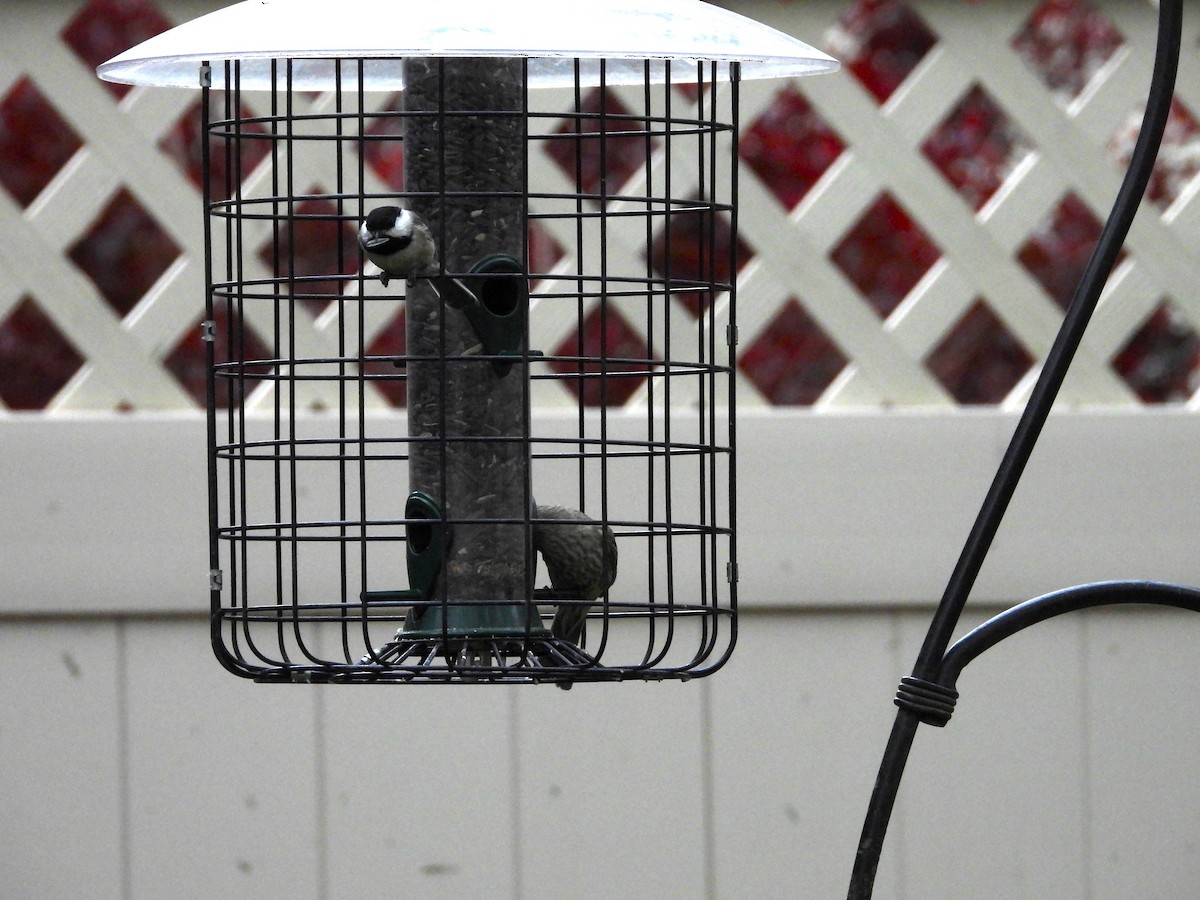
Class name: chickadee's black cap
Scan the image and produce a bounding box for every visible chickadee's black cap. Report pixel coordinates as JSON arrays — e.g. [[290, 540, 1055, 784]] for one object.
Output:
[[364, 206, 402, 230]]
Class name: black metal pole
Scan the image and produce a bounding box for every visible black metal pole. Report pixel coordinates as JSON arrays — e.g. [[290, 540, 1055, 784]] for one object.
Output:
[[848, 0, 1183, 895], [939, 581, 1200, 690]]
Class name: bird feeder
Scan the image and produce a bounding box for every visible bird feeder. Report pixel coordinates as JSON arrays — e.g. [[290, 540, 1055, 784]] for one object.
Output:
[[99, 0, 837, 684]]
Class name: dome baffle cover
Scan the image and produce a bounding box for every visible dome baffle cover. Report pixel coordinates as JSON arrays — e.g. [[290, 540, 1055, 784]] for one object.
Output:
[[97, 0, 839, 89]]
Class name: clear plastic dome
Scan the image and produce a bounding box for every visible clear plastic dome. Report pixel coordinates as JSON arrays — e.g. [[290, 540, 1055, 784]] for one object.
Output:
[[97, 0, 838, 90]]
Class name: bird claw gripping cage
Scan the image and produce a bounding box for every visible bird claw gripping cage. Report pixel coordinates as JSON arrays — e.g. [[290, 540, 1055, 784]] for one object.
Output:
[[98, 0, 838, 685]]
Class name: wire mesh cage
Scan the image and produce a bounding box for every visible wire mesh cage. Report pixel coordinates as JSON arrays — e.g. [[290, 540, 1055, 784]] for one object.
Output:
[[202, 56, 740, 684]]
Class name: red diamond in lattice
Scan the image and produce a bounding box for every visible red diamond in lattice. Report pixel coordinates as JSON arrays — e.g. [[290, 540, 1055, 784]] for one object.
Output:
[[528, 220, 566, 291], [544, 89, 654, 198], [364, 313, 406, 408], [550, 305, 655, 407], [672, 80, 705, 104], [1011, 0, 1124, 104], [159, 95, 272, 192], [1113, 300, 1200, 403], [363, 93, 405, 191], [826, 0, 938, 104], [649, 205, 753, 318], [922, 84, 1032, 212], [925, 300, 1034, 404], [61, 0, 173, 100], [830, 193, 940, 318], [1109, 97, 1200, 211], [0, 296, 84, 410], [0, 77, 84, 208], [68, 187, 181, 318], [1016, 192, 1122, 310], [164, 298, 274, 409], [257, 192, 359, 316], [740, 84, 845, 211], [738, 298, 846, 406]]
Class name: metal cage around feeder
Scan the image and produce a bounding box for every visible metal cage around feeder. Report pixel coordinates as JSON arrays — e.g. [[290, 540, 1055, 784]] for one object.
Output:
[[98, 0, 839, 685]]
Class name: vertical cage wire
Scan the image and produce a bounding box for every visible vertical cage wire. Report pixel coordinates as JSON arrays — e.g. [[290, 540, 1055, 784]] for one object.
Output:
[[204, 56, 739, 684]]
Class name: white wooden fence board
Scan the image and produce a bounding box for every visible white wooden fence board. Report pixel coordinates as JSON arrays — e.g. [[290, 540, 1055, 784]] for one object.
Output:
[[709, 612, 903, 899], [0, 621, 126, 899], [122, 619, 322, 900], [895, 609, 1090, 899], [1081, 608, 1200, 900], [516, 680, 709, 900], [979, 409, 1200, 602], [321, 684, 520, 899], [5, 408, 1200, 615]]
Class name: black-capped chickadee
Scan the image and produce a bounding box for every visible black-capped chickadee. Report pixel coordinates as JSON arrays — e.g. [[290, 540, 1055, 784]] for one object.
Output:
[[358, 206, 439, 287]]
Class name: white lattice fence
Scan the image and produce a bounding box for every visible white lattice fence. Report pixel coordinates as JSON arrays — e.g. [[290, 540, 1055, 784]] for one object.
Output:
[[734, 0, 1200, 409], [1, 0, 1198, 414]]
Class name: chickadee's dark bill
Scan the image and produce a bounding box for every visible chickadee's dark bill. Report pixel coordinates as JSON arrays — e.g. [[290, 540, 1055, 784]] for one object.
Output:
[[364, 235, 410, 252]]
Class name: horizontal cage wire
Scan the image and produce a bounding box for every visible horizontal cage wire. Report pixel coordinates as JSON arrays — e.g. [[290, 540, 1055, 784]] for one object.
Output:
[[205, 56, 738, 684]]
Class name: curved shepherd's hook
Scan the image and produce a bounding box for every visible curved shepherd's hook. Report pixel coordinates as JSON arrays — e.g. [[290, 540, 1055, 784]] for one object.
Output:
[[847, 1, 1186, 896]]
